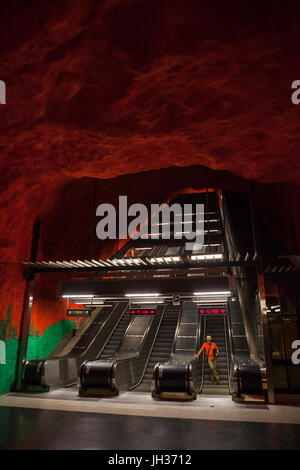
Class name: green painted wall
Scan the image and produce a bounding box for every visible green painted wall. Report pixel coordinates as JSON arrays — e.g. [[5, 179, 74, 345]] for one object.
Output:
[[0, 338, 18, 395], [0, 304, 74, 395], [26, 319, 74, 360]]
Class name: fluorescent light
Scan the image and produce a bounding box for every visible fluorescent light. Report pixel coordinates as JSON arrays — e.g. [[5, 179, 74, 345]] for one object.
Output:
[[191, 254, 223, 261], [194, 291, 231, 296], [125, 293, 160, 297], [62, 294, 94, 298]]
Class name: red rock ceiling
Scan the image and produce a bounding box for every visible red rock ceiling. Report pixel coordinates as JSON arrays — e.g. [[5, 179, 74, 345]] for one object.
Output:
[[0, 0, 300, 265]]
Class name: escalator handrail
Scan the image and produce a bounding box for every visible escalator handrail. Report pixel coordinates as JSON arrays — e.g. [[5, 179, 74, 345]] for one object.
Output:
[[223, 313, 234, 394], [196, 309, 202, 353], [226, 299, 236, 365], [198, 314, 206, 394], [132, 304, 166, 389], [225, 300, 242, 394], [169, 303, 183, 360]]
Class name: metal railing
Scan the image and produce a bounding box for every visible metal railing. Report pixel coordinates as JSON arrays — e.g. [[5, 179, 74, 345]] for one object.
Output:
[[198, 315, 206, 394], [169, 303, 183, 360], [223, 313, 234, 394]]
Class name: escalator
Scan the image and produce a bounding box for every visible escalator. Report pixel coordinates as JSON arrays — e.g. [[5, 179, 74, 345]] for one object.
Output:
[[98, 308, 133, 360], [22, 301, 128, 390], [80, 304, 166, 396], [134, 304, 181, 392], [65, 305, 115, 358], [201, 315, 230, 395]]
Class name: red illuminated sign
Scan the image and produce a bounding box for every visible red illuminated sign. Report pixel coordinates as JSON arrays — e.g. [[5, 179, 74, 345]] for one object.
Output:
[[130, 309, 156, 315], [199, 308, 226, 315]]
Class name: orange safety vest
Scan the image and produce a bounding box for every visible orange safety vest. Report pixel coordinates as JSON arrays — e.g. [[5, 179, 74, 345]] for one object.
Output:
[[199, 342, 219, 359]]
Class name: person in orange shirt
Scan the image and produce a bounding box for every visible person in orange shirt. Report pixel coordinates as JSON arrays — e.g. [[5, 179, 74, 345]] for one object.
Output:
[[195, 335, 220, 383]]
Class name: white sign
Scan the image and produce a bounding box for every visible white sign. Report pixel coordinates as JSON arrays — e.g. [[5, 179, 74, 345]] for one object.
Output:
[[0, 80, 6, 104], [0, 340, 6, 364]]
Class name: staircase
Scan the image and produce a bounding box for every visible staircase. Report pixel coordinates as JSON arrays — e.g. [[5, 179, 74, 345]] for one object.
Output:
[[202, 315, 230, 395], [134, 304, 181, 392], [98, 308, 132, 360]]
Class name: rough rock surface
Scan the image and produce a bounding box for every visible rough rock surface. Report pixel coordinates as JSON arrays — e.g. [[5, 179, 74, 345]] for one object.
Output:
[[0, 1, 299, 330]]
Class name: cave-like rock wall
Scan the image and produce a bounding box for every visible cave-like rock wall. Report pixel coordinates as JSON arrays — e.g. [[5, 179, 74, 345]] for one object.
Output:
[[0, 1, 299, 391]]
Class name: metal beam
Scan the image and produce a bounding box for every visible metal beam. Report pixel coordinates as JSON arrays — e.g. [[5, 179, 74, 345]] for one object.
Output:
[[23, 258, 257, 275]]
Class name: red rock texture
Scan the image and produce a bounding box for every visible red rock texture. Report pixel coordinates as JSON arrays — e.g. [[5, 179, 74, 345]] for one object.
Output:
[[0, 1, 300, 332]]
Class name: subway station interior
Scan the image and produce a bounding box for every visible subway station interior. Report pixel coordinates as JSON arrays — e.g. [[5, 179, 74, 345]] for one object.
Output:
[[1, 1, 300, 452]]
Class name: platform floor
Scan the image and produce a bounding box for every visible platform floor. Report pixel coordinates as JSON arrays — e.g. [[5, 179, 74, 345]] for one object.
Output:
[[0, 390, 300, 449]]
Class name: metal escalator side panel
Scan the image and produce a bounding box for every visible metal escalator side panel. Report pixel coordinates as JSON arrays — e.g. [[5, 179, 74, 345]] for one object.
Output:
[[80, 305, 165, 396], [227, 297, 251, 364], [116, 316, 154, 359], [113, 307, 165, 392], [43, 356, 78, 389], [131, 304, 166, 389], [172, 301, 198, 362]]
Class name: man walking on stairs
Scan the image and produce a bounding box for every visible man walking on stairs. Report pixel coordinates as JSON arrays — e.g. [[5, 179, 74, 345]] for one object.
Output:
[[195, 335, 220, 384]]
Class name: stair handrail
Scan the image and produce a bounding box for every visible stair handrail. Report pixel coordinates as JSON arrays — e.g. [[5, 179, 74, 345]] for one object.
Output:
[[169, 303, 184, 360], [225, 300, 237, 394], [223, 313, 234, 394], [133, 304, 166, 388], [198, 314, 206, 394]]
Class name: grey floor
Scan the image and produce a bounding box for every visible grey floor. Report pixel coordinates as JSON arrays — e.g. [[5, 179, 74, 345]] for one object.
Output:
[[0, 405, 300, 450]]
